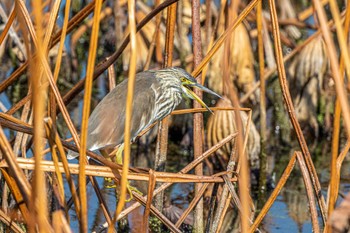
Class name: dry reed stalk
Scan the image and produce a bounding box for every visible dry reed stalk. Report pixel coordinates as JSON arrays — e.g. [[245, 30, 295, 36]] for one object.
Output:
[[45, 2, 72, 221], [256, 0, 267, 207], [78, 0, 103, 230], [336, 138, 350, 171], [12, 97, 31, 156], [142, 170, 156, 231], [327, 2, 350, 232], [0, 113, 32, 128], [204, 183, 218, 232], [154, 3, 177, 215], [6, 95, 32, 116], [215, 193, 232, 233], [296, 152, 320, 233], [0, 9, 16, 46], [45, 124, 65, 210], [20, 0, 51, 229], [268, 0, 327, 222], [4, 158, 236, 183], [44, 118, 82, 221], [153, 0, 177, 214], [112, 0, 137, 227], [0, 4, 26, 61], [220, 3, 250, 231], [192, 0, 205, 231], [0, 208, 25, 233], [89, 176, 113, 228], [172, 107, 252, 115], [0, 168, 30, 223], [107, 57, 117, 90]]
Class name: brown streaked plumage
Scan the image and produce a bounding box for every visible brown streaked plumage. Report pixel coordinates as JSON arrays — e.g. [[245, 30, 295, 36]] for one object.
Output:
[[68, 67, 220, 159]]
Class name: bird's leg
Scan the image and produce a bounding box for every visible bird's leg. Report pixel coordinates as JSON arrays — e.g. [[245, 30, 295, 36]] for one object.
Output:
[[116, 145, 143, 202], [105, 144, 142, 202], [100, 149, 115, 183], [104, 145, 122, 185], [115, 144, 124, 164]]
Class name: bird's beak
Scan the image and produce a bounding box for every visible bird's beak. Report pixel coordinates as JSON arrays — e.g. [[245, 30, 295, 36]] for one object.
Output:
[[184, 82, 221, 114]]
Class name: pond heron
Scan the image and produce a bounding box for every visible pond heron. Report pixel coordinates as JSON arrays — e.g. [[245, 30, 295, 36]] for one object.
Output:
[[68, 67, 220, 159], [67, 67, 220, 197]]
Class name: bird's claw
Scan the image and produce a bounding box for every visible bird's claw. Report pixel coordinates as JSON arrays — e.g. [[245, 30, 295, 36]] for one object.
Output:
[[104, 177, 116, 188], [126, 184, 143, 202], [104, 178, 142, 202]]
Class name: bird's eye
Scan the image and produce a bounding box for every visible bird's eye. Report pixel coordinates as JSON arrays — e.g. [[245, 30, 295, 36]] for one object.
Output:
[[180, 77, 186, 82]]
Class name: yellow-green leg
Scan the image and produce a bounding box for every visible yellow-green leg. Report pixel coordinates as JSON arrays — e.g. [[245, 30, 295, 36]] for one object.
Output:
[[106, 144, 142, 202]]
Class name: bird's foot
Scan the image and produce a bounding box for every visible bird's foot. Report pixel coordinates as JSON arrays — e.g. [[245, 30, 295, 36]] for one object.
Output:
[[125, 183, 143, 202], [104, 178, 117, 188], [104, 178, 142, 202]]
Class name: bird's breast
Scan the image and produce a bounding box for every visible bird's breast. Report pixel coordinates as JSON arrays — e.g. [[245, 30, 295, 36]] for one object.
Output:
[[153, 84, 183, 122]]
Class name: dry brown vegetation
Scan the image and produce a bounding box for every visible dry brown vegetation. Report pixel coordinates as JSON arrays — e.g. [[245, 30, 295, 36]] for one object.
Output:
[[0, 0, 350, 232]]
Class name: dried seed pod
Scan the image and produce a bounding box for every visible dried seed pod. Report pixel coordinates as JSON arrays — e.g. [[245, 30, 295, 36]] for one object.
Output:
[[288, 37, 328, 137], [123, 11, 164, 70], [206, 97, 260, 169], [289, 37, 328, 95], [208, 23, 257, 103]]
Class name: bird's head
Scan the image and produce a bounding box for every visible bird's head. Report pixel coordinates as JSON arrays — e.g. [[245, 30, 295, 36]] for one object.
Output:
[[170, 67, 221, 113]]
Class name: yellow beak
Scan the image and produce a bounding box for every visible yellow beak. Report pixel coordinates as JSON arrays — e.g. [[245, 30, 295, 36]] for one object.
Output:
[[183, 83, 221, 114]]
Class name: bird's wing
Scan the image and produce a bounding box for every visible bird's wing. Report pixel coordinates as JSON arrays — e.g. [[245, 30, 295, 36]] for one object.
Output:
[[128, 74, 159, 140], [87, 72, 158, 151]]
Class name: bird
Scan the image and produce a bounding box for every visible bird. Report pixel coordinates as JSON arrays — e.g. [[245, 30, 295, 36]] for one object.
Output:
[[68, 67, 220, 161], [67, 67, 220, 200]]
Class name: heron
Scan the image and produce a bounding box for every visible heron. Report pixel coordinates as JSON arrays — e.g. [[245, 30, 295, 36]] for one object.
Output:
[[68, 67, 220, 197]]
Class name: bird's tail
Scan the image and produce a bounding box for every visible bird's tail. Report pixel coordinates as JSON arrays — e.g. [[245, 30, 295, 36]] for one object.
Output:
[[67, 150, 79, 160]]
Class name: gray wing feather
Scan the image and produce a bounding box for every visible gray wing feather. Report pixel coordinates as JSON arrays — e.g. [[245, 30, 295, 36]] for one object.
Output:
[[86, 71, 159, 151]]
